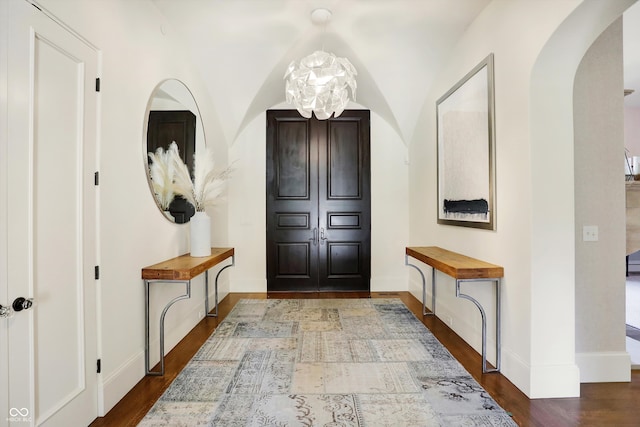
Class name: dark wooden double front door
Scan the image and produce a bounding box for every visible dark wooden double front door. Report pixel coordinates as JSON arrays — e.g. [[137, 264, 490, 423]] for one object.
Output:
[[266, 110, 371, 292]]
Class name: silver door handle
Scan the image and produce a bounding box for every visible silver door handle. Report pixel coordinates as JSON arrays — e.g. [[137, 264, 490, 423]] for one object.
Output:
[[309, 227, 318, 246], [320, 228, 327, 245], [0, 297, 35, 318], [0, 304, 12, 318]]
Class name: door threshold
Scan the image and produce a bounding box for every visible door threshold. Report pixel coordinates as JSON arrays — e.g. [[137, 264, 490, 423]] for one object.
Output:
[[267, 291, 372, 299]]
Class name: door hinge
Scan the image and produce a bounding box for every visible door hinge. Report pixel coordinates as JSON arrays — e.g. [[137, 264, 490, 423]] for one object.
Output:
[[94, 171, 99, 186], [94, 265, 100, 280], [97, 359, 101, 374], [95, 78, 101, 92]]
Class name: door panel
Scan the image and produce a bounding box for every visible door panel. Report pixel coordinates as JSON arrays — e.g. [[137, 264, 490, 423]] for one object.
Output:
[[34, 32, 89, 421], [266, 112, 318, 291], [277, 243, 311, 276], [318, 113, 370, 291], [326, 121, 362, 199], [5, 1, 99, 425], [275, 120, 311, 199], [266, 110, 370, 292]]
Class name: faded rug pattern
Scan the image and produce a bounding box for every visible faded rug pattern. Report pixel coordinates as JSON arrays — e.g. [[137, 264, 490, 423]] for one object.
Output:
[[139, 299, 516, 426]]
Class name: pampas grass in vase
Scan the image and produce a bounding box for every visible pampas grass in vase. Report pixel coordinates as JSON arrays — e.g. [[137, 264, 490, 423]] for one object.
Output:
[[168, 142, 232, 257], [147, 146, 176, 212]]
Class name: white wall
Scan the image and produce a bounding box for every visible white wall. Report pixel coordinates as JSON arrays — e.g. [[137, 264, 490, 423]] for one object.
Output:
[[408, 0, 636, 398], [574, 18, 630, 382], [530, 0, 636, 396], [32, 0, 232, 415], [409, 0, 584, 398], [370, 116, 410, 290]]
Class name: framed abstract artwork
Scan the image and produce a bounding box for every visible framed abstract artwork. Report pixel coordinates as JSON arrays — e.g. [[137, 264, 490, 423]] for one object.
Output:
[[436, 53, 496, 230]]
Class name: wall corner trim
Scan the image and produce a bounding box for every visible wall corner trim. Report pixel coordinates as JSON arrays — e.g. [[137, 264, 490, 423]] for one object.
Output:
[[575, 351, 631, 383]]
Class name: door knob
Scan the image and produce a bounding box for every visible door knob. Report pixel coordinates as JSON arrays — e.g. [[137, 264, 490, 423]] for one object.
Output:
[[0, 304, 12, 318], [309, 227, 318, 246], [320, 228, 327, 245], [12, 297, 34, 312]]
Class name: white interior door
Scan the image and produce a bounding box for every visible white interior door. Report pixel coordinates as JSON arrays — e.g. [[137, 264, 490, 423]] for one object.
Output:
[[1, 0, 11, 424], [3, 1, 99, 425]]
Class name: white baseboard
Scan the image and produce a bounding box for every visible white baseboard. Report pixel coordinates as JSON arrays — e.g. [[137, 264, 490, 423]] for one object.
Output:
[[231, 278, 267, 292], [499, 347, 532, 396], [408, 276, 582, 398], [370, 276, 408, 292], [408, 280, 424, 302], [409, 277, 495, 359], [99, 299, 206, 416], [99, 351, 145, 416], [576, 351, 631, 383], [528, 363, 581, 398], [229, 277, 407, 294]]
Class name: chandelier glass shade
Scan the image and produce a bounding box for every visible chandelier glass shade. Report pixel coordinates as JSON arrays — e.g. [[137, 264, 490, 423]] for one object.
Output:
[[284, 50, 357, 120]]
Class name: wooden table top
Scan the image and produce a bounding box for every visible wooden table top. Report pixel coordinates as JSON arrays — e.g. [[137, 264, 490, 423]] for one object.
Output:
[[142, 247, 234, 281], [406, 246, 503, 280]]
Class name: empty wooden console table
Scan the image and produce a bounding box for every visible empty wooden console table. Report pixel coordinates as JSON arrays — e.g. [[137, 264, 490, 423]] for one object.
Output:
[[405, 246, 503, 373], [142, 247, 234, 376]]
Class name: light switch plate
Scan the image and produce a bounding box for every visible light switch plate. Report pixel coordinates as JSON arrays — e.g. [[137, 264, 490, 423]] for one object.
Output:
[[583, 225, 598, 242]]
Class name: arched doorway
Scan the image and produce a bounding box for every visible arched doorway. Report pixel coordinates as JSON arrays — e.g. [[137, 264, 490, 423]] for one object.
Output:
[[529, 0, 637, 392]]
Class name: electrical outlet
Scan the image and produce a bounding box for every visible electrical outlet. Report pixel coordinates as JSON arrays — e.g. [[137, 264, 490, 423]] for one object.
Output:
[[198, 310, 204, 319], [445, 315, 453, 327], [583, 225, 599, 242]]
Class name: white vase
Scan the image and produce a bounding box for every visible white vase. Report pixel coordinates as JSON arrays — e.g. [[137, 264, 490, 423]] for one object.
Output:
[[189, 211, 211, 257]]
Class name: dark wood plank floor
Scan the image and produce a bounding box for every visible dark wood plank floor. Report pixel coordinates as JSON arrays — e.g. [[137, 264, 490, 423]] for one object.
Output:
[[90, 292, 640, 426]]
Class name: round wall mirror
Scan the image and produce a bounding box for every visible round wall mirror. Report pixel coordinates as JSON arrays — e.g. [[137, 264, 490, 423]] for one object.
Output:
[[144, 79, 205, 223]]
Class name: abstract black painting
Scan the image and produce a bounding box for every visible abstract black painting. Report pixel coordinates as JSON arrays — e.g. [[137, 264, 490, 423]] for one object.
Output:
[[437, 54, 496, 230]]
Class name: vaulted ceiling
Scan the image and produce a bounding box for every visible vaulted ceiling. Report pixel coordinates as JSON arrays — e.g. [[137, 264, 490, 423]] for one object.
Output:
[[151, 0, 640, 144], [151, 0, 490, 143]]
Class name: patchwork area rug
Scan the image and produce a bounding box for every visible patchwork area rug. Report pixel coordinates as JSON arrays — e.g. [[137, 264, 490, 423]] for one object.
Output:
[[139, 299, 516, 426]]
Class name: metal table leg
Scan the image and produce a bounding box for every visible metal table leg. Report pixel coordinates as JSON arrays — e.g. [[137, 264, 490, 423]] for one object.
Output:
[[205, 255, 234, 317], [405, 254, 435, 316], [144, 280, 151, 374], [455, 278, 501, 373], [145, 279, 191, 376]]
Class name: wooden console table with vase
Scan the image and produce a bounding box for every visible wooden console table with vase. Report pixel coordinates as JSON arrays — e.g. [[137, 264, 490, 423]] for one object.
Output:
[[405, 246, 503, 373], [142, 247, 234, 376]]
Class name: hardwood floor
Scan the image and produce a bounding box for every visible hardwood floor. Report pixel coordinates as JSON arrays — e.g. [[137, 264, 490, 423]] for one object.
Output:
[[90, 292, 640, 426]]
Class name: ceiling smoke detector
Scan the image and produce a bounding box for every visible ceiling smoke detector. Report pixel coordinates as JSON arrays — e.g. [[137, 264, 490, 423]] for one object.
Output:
[[310, 8, 332, 25]]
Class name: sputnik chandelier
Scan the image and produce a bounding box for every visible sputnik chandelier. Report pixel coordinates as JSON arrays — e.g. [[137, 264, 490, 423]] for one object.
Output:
[[284, 8, 357, 120]]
